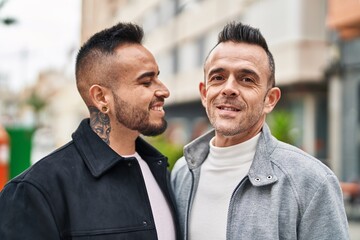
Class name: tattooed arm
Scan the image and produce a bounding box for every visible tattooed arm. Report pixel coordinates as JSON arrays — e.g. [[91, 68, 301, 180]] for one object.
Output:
[[89, 106, 111, 145]]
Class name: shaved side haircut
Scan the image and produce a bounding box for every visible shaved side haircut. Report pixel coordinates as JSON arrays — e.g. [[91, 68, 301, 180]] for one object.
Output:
[[75, 22, 144, 105]]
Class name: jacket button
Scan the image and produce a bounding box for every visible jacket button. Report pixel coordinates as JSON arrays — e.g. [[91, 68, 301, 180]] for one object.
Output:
[[143, 220, 148, 226], [128, 162, 132, 167], [157, 160, 162, 165]]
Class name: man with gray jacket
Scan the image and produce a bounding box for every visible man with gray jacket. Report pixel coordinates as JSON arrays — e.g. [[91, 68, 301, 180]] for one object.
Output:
[[171, 21, 349, 240]]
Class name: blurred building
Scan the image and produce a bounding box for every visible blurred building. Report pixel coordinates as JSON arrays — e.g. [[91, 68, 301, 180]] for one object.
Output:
[[32, 70, 87, 146], [80, 0, 360, 182], [327, 0, 360, 182]]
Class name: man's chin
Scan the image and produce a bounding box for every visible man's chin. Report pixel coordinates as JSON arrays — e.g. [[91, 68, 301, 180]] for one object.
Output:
[[140, 121, 167, 137], [215, 126, 241, 137]]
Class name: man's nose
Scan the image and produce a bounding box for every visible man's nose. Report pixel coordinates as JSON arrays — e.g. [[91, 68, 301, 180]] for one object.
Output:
[[221, 77, 239, 97], [155, 82, 170, 98]]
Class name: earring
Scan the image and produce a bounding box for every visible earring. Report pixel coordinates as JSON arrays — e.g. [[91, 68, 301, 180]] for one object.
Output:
[[101, 106, 108, 113]]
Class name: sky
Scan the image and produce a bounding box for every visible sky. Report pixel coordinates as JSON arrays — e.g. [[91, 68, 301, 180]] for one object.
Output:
[[0, 0, 81, 92]]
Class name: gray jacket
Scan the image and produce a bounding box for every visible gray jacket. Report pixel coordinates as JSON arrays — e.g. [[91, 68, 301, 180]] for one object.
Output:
[[171, 124, 349, 240]]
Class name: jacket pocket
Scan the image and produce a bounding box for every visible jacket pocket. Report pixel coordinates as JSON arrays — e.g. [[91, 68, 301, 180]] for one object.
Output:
[[63, 224, 157, 240]]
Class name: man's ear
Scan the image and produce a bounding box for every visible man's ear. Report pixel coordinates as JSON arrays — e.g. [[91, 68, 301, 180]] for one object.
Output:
[[89, 84, 110, 112], [264, 87, 281, 114], [199, 82, 207, 108]]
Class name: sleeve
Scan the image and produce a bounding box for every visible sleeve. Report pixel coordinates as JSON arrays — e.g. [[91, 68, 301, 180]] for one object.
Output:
[[298, 174, 350, 240], [0, 181, 60, 240]]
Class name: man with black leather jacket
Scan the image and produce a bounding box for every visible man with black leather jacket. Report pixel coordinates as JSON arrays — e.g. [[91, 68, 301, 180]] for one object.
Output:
[[0, 22, 178, 240]]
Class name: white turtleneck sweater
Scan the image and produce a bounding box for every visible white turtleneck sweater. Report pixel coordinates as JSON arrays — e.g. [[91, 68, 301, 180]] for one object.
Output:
[[189, 133, 260, 240]]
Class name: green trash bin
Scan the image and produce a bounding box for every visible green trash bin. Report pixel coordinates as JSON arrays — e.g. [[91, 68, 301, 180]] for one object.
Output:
[[6, 127, 35, 179]]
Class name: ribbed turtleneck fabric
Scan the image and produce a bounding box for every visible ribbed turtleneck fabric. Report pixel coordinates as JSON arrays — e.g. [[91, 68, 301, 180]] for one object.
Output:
[[189, 133, 260, 240]]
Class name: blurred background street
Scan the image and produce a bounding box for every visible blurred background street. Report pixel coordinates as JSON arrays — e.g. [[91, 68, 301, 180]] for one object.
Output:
[[0, 0, 360, 238], [350, 221, 360, 240]]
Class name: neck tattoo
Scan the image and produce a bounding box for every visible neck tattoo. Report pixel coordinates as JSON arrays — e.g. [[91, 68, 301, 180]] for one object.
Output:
[[89, 106, 111, 145]]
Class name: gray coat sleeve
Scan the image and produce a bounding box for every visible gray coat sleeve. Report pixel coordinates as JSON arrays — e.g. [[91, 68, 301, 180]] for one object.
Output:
[[0, 181, 60, 240], [298, 174, 349, 240]]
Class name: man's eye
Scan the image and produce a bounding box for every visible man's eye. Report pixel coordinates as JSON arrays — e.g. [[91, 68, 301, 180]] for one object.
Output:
[[142, 81, 152, 87], [211, 75, 224, 81], [241, 77, 253, 83]]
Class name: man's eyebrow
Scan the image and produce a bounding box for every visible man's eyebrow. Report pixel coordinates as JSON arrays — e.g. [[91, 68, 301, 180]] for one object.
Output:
[[207, 67, 225, 78], [240, 68, 259, 77], [137, 70, 160, 80]]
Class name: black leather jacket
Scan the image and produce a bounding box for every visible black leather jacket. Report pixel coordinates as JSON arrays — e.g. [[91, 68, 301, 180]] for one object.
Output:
[[0, 119, 179, 239]]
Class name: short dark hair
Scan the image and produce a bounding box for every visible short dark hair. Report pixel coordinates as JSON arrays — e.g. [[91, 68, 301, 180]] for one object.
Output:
[[75, 22, 144, 105], [207, 21, 275, 87]]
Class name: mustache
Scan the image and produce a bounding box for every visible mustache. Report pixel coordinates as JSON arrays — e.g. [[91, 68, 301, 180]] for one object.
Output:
[[149, 97, 165, 106], [213, 98, 246, 110]]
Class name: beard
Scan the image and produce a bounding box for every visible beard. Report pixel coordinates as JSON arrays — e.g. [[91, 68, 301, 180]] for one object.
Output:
[[113, 92, 167, 136]]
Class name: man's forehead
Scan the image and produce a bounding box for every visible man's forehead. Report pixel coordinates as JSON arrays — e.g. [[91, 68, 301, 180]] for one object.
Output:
[[205, 42, 268, 69], [203, 42, 272, 85]]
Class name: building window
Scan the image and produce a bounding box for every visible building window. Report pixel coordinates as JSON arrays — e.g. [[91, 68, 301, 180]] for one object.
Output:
[[175, 0, 202, 15], [142, 5, 160, 33], [159, 0, 176, 25], [172, 46, 179, 74], [178, 40, 197, 72], [315, 93, 328, 160], [196, 35, 206, 67], [157, 52, 174, 78]]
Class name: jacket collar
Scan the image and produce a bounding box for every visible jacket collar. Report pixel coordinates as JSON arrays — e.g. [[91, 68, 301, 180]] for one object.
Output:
[[248, 123, 278, 186], [72, 119, 166, 178], [184, 123, 278, 186]]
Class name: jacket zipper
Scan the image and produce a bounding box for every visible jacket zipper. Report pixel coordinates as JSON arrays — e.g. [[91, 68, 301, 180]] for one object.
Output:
[[226, 175, 249, 240], [185, 169, 196, 240], [162, 158, 181, 240]]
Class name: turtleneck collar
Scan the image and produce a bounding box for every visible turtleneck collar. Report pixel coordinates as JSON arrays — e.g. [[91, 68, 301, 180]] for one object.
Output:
[[208, 133, 261, 168]]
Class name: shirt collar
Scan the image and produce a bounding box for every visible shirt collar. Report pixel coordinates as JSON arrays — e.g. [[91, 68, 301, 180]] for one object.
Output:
[[72, 119, 166, 178]]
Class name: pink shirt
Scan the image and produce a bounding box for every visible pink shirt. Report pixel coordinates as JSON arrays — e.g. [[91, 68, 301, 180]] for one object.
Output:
[[128, 153, 176, 240]]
